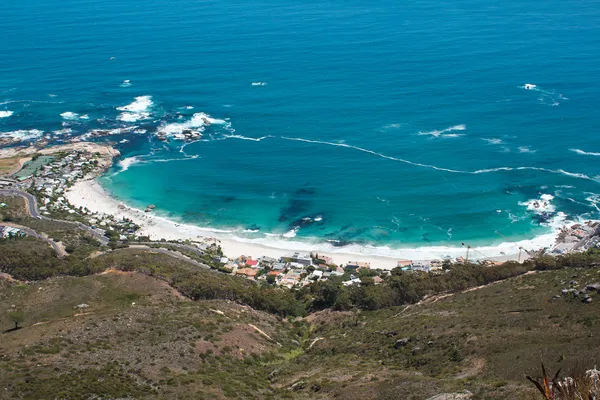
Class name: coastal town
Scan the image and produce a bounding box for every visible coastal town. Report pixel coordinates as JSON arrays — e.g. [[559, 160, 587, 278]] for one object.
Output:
[[1, 143, 600, 289]]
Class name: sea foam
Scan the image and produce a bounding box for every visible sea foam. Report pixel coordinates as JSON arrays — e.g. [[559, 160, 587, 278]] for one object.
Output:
[[157, 112, 228, 137], [570, 148, 600, 157], [116, 96, 153, 122], [418, 124, 466, 138], [0, 129, 44, 141], [0, 111, 14, 118], [60, 111, 89, 121]]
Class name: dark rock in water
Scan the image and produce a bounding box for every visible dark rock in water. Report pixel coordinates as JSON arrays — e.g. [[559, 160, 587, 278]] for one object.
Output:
[[279, 199, 311, 222], [295, 187, 316, 196], [221, 196, 236, 203], [532, 212, 555, 224], [325, 225, 369, 245], [394, 338, 410, 349]]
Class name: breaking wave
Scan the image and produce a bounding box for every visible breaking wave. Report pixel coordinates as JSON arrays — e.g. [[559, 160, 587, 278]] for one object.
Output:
[[0, 129, 44, 141], [571, 148, 600, 157], [0, 111, 13, 118], [223, 134, 273, 142], [60, 111, 89, 121], [116, 96, 153, 122], [281, 136, 599, 182], [482, 138, 503, 145], [157, 112, 229, 137], [418, 124, 466, 138]]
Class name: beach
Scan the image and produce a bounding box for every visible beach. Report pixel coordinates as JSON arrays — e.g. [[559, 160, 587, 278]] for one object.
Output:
[[64, 178, 547, 269]]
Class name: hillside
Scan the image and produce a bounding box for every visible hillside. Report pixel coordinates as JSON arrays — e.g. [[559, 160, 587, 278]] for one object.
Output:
[[2, 249, 600, 399], [2, 195, 600, 399]]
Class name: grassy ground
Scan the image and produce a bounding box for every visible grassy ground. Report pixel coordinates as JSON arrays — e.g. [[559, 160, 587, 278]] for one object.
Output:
[[0, 196, 29, 221], [0, 155, 28, 176], [272, 268, 600, 399], [0, 271, 304, 399]]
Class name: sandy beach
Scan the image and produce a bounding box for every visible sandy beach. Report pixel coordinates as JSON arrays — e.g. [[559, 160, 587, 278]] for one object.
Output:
[[64, 178, 547, 269]]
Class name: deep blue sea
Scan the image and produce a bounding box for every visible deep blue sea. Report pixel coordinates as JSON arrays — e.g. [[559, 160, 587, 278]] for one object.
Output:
[[2, 0, 600, 257]]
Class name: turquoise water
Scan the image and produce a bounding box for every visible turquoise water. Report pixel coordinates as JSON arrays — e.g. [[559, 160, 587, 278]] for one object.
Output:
[[2, 0, 600, 255]]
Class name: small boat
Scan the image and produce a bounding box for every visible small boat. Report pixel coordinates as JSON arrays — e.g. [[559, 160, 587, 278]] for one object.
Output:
[[524, 83, 536, 90]]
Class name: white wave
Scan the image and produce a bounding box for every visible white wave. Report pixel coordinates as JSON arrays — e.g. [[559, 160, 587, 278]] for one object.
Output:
[[116, 95, 153, 122], [283, 227, 299, 238], [520, 84, 567, 107], [157, 112, 228, 137], [283, 136, 598, 182], [119, 139, 130, 144], [586, 194, 600, 212], [0, 111, 13, 118], [120, 80, 132, 88], [223, 134, 273, 142], [482, 138, 503, 145], [519, 194, 556, 214], [314, 215, 323, 222], [0, 129, 44, 140], [418, 124, 466, 138], [570, 148, 600, 157], [282, 136, 467, 173], [381, 123, 402, 130], [147, 155, 199, 163], [52, 128, 72, 135], [60, 111, 89, 121], [251, 82, 267, 86], [118, 156, 141, 173], [518, 146, 536, 153]]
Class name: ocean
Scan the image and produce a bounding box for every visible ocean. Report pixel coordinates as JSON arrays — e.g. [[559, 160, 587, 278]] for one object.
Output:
[[2, 0, 600, 258]]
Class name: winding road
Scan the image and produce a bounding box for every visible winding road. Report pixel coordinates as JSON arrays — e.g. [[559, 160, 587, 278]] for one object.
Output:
[[0, 189, 109, 246]]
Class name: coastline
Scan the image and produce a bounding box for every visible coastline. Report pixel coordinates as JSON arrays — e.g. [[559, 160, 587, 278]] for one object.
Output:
[[64, 177, 556, 269]]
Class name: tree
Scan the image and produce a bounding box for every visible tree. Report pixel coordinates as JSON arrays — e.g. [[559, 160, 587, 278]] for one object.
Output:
[[8, 311, 24, 330], [266, 274, 276, 285]]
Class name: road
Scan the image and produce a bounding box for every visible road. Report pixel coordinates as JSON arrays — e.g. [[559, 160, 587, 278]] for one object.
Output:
[[1, 221, 68, 257], [0, 189, 109, 246], [0, 189, 225, 268]]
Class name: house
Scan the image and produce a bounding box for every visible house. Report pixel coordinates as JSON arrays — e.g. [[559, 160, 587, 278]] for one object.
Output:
[[397, 259, 413, 269], [345, 261, 370, 271], [311, 252, 334, 265], [245, 259, 259, 268], [288, 252, 312, 266], [272, 262, 286, 271], [343, 274, 362, 286], [280, 269, 304, 288], [373, 276, 384, 285], [309, 270, 324, 280], [236, 268, 258, 279], [259, 256, 277, 266], [0, 226, 25, 238]]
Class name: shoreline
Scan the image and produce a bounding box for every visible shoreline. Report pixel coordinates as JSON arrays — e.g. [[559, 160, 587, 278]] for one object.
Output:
[[63, 178, 561, 269]]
